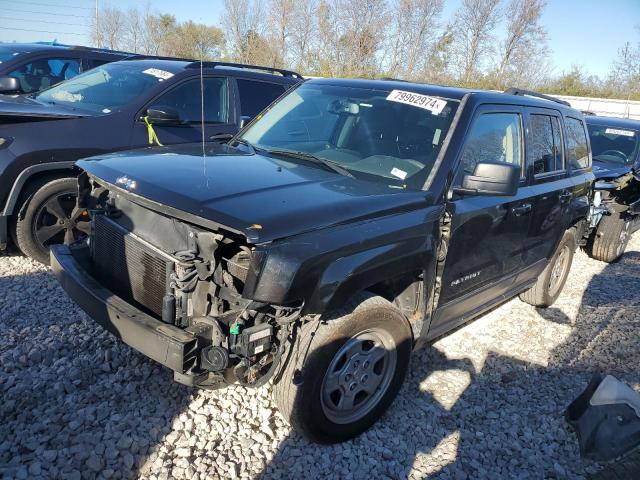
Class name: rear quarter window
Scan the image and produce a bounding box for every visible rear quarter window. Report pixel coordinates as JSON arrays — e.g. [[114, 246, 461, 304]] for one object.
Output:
[[566, 117, 590, 170], [237, 79, 287, 119]]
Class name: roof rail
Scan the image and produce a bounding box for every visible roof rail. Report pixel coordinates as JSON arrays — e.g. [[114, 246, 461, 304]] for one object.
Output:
[[122, 54, 196, 62], [378, 77, 407, 82], [185, 61, 304, 79], [504, 88, 571, 107], [70, 45, 134, 55]]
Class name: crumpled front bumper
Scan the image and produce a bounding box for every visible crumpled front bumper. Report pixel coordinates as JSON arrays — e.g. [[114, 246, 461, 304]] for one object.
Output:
[[50, 244, 200, 374]]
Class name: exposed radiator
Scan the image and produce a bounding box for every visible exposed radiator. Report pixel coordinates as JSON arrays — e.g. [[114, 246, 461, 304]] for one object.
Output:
[[92, 214, 172, 317]]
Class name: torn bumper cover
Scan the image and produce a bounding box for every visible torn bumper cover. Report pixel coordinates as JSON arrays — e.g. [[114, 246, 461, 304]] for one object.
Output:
[[566, 374, 640, 461], [50, 244, 200, 374]]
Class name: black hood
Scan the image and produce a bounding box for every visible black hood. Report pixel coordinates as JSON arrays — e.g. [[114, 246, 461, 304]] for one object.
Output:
[[77, 143, 430, 243], [592, 159, 634, 180], [0, 94, 90, 119]]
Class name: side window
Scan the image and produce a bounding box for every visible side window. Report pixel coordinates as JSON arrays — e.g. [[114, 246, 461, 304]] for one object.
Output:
[[87, 58, 111, 69], [459, 112, 522, 175], [566, 117, 590, 169], [149, 77, 228, 124], [8, 57, 81, 93], [237, 79, 286, 119], [529, 114, 563, 175]]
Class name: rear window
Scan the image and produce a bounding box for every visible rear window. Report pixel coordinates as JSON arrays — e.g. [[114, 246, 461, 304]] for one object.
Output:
[[566, 117, 590, 170], [529, 114, 564, 175], [237, 79, 286, 119]]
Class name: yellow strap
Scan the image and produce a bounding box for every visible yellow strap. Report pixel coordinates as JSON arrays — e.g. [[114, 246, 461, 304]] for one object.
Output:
[[143, 116, 163, 146]]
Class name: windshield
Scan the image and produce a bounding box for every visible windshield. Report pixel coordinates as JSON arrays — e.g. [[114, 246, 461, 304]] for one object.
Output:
[[588, 124, 639, 165], [34, 62, 175, 114], [240, 83, 459, 189]]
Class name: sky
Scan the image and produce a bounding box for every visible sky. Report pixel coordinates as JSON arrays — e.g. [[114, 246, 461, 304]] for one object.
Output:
[[0, 0, 638, 78]]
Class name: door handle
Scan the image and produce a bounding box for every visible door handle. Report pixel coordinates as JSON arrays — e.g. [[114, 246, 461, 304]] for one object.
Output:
[[513, 203, 532, 216], [559, 191, 572, 203]]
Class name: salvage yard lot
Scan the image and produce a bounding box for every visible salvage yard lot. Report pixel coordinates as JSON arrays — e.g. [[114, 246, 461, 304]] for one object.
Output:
[[1, 235, 639, 480]]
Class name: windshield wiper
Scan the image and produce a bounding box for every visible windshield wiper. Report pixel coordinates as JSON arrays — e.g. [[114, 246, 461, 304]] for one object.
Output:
[[229, 138, 257, 154], [266, 149, 354, 178]]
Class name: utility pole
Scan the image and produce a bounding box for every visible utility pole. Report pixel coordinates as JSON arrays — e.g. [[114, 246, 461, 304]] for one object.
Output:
[[95, 0, 99, 47]]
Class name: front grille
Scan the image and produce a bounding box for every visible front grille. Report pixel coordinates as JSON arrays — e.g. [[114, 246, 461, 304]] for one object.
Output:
[[92, 214, 172, 317]]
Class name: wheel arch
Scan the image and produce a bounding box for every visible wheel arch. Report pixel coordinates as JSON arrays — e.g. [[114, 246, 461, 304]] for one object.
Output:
[[2, 162, 77, 217]]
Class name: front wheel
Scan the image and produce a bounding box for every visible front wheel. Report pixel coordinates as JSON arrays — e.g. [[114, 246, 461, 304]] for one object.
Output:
[[590, 213, 632, 263], [520, 228, 576, 307], [272, 294, 412, 443], [15, 177, 90, 265]]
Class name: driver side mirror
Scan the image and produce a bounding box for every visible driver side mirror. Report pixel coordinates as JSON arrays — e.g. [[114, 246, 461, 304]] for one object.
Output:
[[0, 76, 22, 94], [453, 162, 520, 197], [145, 106, 182, 125]]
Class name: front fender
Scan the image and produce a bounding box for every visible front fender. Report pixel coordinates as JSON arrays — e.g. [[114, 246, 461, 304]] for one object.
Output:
[[244, 205, 443, 315]]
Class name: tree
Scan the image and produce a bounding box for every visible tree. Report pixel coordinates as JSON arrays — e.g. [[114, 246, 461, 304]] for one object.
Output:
[[222, 0, 267, 63], [142, 13, 177, 56], [165, 21, 225, 60], [607, 37, 640, 99], [289, 0, 317, 71], [123, 8, 144, 53], [494, 0, 548, 89], [386, 0, 444, 80], [92, 6, 126, 50], [451, 0, 502, 85], [335, 0, 389, 77], [266, 0, 296, 67]]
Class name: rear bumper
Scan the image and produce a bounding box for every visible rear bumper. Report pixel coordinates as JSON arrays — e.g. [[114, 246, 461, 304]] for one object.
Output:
[[50, 244, 199, 374]]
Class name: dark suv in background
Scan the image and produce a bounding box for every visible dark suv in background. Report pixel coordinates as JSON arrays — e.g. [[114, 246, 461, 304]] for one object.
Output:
[[0, 59, 302, 263], [585, 115, 639, 262], [0, 42, 130, 94], [52, 80, 593, 442]]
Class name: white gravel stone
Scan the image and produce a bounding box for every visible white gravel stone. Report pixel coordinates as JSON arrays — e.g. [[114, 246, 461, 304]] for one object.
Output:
[[1, 235, 639, 479]]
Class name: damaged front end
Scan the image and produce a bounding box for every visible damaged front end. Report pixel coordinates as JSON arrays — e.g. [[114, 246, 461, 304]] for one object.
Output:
[[593, 170, 640, 224], [51, 172, 302, 389]]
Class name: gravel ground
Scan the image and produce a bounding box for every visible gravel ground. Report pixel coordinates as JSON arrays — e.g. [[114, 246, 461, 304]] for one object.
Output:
[[1, 234, 639, 480]]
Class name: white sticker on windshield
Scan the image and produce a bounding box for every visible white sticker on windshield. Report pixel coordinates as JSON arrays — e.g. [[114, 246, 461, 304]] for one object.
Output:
[[386, 90, 447, 115], [143, 68, 174, 80], [390, 167, 407, 180], [605, 128, 635, 137]]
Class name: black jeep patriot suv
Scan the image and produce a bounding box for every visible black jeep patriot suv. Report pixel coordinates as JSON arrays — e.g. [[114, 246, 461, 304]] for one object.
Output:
[[51, 80, 594, 443]]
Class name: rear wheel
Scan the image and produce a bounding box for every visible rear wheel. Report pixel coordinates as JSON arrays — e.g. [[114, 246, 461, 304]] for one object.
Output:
[[591, 213, 632, 263], [272, 294, 412, 443], [520, 228, 576, 307], [15, 177, 89, 265]]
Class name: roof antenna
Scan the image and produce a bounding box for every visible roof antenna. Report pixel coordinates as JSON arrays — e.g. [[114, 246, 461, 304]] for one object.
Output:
[[198, 35, 210, 189], [199, 53, 205, 157]]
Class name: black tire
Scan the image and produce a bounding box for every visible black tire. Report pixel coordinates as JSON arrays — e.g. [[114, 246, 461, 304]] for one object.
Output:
[[591, 213, 632, 263], [272, 294, 412, 443], [519, 228, 576, 308], [15, 177, 88, 265]]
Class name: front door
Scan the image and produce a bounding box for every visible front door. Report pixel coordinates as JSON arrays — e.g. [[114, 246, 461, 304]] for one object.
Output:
[[429, 106, 534, 337], [131, 76, 237, 148]]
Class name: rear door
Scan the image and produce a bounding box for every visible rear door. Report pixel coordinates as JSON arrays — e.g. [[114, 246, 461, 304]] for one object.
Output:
[[131, 76, 236, 147], [522, 109, 568, 266], [431, 105, 535, 335]]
